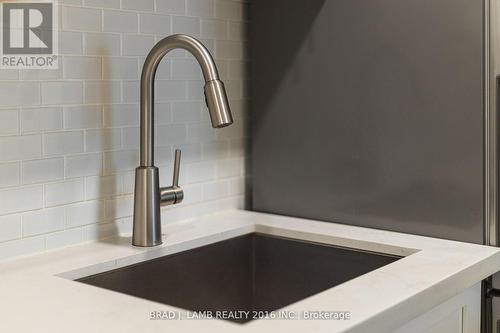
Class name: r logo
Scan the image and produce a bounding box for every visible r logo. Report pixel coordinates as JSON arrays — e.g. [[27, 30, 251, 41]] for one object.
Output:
[[2, 3, 53, 54]]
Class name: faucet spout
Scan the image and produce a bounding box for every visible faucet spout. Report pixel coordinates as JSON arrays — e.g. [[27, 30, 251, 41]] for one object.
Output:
[[140, 34, 232, 167], [133, 34, 233, 247]]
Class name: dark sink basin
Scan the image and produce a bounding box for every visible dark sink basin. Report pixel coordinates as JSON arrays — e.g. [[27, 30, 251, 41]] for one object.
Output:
[[76, 233, 400, 323]]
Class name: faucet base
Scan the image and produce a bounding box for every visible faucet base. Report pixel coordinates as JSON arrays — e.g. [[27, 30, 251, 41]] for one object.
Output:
[[132, 166, 162, 247]]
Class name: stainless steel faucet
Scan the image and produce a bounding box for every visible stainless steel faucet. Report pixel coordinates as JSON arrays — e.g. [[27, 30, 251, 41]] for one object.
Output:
[[132, 34, 234, 247]]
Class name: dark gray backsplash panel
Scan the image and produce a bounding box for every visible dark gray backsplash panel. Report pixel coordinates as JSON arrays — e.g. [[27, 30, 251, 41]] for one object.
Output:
[[250, 0, 484, 243]]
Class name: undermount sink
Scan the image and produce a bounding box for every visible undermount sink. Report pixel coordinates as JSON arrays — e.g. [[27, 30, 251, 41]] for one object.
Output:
[[76, 233, 401, 323]]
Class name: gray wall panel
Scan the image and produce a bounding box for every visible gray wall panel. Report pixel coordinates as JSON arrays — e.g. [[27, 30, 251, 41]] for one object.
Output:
[[251, 0, 485, 243]]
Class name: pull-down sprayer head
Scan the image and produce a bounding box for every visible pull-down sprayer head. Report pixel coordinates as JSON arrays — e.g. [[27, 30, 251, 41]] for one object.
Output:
[[204, 79, 233, 128]]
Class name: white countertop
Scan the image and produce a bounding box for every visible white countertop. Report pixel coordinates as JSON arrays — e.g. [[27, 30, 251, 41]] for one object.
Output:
[[1, 210, 499, 333]]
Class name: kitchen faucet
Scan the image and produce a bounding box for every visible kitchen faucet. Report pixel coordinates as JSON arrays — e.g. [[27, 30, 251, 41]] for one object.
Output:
[[132, 34, 233, 247]]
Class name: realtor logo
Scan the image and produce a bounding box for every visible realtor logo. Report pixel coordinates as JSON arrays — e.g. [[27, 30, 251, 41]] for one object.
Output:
[[0, 1, 58, 69]]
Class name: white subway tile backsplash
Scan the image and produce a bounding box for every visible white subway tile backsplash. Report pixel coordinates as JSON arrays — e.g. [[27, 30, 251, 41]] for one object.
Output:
[[228, 21, 246, 41], [0, 69, 19, 80], [202, 38, 218, 56], [216, 40, 243, 59], [84, 81, 122, 103], [41, 82, 83, 105], [64, 105, 102, 130], [172, 16, 201, 37], [200, 105, 213, 123], [168, 49, 189, 58], [155, 59, 172, 79], [22, 207, 65, 237], [229, 138, 248, 157], [20, 67, 64, 81], [217, 117, 247, 140], [84, 0, 120, 9], [215, 0, 244, 21], [155, 146, 173, 167], [103, 10, 138, 33], [85, 218, 131, 241], [216, 158, 242, 178], [44, 179, 85, 207], [185, 160, 216, 183], [121, 81, 139, 103], [187, 0, 214, 17], [139, 14, 171, 35], [203, 180, 229, 201], [160, 202, 198, 223], [187, 81, 204, 100], [201, 19, 227, 39], [21, 107, 63, 133], [229, 176, 245, 195], [85, 175, 123, 199], [155, 80, 187, 101], [22, 158, 64, 184], [156, 0, 186, 14], [65, 153, 103, 178], [155, 103, 173, 124], [155, 124, 187, 145], [0, 215, 21, 243], [61, 0, 82, 4], [103, 150, 139, 173], [0, 135, 41, 162], [172, 101, 201, 122], [0, 0, 248, 259], [122, 34, 155, 56], [105, 196, 134, 219], [102, 57, 139, 80], [215, 58, 228, 78], [0, 82, 40, 107], [66, 200, 105, 227], [122, 0, 155, 11], [0, 237, 45, 260], [0, 110, 19, 135], [84, 33, 121, 56], [45, 228, 85, 250], [201, 141, 229, 160], [59, 31, 83, 55], [0, 163, 20, 188], [122, 172, 135, 194], [85, 128, 122, 152], [171, 59, 202, 79], [44, 131, 84, 156], [121, 127, 139, 149], [62, 6, 102, 31], [103, 104, 139, 127], [187, 122, 216, 142], [175, 143, 202, 163], [0, 186, 43, 215], [178, 183, 201, 205], [63, 56, 102, 79]]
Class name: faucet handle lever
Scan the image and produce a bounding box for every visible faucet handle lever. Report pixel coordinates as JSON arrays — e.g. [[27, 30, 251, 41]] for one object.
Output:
[[160, 149, 183, 206], [172, 149, 181, 187]]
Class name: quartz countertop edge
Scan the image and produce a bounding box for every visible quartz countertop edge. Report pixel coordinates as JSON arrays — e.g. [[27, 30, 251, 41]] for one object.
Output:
[[0, 209, 499, 333]]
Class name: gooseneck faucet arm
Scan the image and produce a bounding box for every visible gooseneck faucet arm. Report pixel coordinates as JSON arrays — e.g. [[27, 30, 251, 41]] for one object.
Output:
[[133, 34, 233, 247], [140, 34, 226, 166]]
